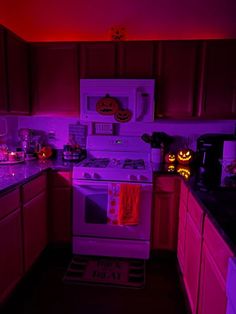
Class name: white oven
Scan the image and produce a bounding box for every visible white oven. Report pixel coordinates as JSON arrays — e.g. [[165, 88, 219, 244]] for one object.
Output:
[[72, 135, 153, 259]]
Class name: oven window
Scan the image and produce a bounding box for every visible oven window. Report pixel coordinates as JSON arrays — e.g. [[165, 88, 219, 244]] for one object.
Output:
[[84, 192, 108, 224]]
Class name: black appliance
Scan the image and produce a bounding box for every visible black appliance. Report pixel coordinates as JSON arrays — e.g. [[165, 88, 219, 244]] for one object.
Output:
[[196, 133, 236, 190]]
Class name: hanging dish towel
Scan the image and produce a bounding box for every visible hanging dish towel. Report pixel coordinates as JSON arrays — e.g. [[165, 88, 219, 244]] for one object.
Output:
[[118, 183, 141, 225], [107, 183, 120, 225]]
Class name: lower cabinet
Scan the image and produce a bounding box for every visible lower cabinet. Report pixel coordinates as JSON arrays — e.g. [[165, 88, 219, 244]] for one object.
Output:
[[198, 216, 234, 314], [152, 175, 180, 251], [0, 189, 23, 303], [22, 173, 48, 271], [49, 171, 72, 244]]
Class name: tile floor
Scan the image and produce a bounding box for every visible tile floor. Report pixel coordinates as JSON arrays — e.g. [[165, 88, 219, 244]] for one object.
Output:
[[1, 247, 189, 314]]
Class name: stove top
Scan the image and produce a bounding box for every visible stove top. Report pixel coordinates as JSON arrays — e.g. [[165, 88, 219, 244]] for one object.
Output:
[[73, 157, 152, 183], [79, 158, 146, 170]]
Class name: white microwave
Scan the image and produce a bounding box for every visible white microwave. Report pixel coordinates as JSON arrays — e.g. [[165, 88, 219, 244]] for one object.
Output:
[[80, 79, 155, 123]]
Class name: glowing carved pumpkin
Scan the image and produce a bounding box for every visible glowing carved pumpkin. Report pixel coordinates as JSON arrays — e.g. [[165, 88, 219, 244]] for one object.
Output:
[[176, 165, 191, 180], [114, 109, 132, 123], [96, 96, 119, 115], [177, 148, 194, 165], [165, 152, 176, 163]]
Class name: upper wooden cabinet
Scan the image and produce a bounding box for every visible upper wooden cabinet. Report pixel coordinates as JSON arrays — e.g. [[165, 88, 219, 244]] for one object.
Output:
[[79, 42, 117, 78], [198, 40, 236, 119], [118, 41, 154, 78], [6, 30, 30, 114], [155, 40, 200, 118], [31, 43, 79, 116], [0, 27, 8, 113]]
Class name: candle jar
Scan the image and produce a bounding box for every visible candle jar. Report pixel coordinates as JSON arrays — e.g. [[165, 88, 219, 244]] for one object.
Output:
[[8, 152, 17, 162]]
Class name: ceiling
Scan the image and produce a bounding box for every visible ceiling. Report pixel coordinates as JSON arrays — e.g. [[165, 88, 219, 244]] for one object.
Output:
[[1, 0, 236, 42]]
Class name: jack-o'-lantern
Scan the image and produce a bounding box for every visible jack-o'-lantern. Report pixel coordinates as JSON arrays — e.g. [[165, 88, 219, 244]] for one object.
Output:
[[114, 109, 132, 123], [165, 152, 176, 163], [96, 96, 119, 115], [177, 148, 194, 165], [176, 165, 191, 180]]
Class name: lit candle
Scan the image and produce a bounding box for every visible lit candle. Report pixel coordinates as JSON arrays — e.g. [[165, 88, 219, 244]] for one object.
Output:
[[8, 152, 17, 161]]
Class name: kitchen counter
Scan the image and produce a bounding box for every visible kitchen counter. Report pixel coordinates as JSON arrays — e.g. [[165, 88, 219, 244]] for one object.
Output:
[[0, 158, 77, 195]]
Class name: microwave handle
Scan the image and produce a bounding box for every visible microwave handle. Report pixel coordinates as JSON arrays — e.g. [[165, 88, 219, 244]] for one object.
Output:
[[136, 90, 149, 121]]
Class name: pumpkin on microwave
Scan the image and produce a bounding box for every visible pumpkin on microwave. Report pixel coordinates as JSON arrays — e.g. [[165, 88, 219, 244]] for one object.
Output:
[[96, 95, 119, 115], [176, 148, 194, 164], [114, 109, 132, 123]]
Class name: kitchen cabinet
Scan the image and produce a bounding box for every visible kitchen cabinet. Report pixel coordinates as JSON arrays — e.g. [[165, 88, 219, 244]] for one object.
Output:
[[183, 191, 204, 314], [198, 40, 236, 119], [6, 30, 30, 114], [79, 42, 117, 78], [31, 43, 79, 116], [155, 40, 200, 118], [177, 181, 189, 273], [22, 173, 48, 271], [49, 171, 72, 244], [198, 216, 234, 314], [151, 175, 180, 251], [0, 26, 7, 113], [0, 188, 23, 303], [118, 41, 154, 78]]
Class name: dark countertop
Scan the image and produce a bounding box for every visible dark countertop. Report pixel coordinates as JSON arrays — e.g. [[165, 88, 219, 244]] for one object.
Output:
[[0, 158, 77, 195]]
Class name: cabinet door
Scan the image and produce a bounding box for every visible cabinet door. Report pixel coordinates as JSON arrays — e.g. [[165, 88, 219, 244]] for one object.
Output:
[[184, 213, 202, 314], [0, 26, 8, 113], [152, 176, 180, 251], [155, 41, 200, 118], [23, 191, 48, 271], [198, 243, 228, 314], [0, 209, 23, 303], [118, 41, 154, 78], [199, 40, 236, 118], [49, 187, 72, 243], [6, 30, 30, 114], [80, 42, 117, 78], [31, 43, 79, 116], [177, 199, 187, 272]]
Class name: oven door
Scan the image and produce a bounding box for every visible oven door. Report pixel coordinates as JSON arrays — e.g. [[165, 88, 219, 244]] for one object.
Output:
[[73, 180, 153, 240]]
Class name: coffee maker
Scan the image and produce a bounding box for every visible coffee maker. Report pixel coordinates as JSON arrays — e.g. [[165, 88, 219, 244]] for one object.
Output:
[[196, 133, 236, 190]]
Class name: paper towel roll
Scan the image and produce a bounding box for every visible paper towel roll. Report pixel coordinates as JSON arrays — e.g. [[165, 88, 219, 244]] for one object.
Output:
[[223, 140, 236, 160]]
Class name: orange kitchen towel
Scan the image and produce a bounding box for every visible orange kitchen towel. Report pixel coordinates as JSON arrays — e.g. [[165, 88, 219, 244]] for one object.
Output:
[[118, 184, 141, 225], [107, 183, 120, 225]]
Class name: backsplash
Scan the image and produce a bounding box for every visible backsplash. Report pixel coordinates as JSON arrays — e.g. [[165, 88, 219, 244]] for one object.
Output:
[[2, 115, 236, 151]]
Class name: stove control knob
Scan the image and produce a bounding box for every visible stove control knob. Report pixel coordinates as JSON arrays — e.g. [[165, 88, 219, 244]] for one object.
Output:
[[138, 175, 147, 181], [83, 172, 91, 179], [128, 174, 137, 181], [92, 173, 101, 179]]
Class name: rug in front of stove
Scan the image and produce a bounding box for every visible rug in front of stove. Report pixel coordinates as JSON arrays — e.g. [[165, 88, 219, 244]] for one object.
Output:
[[63, 255, 145, 288]]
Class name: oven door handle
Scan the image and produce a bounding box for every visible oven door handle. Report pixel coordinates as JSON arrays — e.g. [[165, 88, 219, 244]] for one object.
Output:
[[73, 179, 153, 188]]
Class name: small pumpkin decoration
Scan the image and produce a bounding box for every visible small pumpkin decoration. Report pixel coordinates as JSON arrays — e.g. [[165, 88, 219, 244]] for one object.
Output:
[[37, 146, 52, 160], [96, 95, 119, 115], [114, 109, 132, 123], [176, 165, 191, 180], [177, 148, 194, 165], [165, 152, 176, 163]]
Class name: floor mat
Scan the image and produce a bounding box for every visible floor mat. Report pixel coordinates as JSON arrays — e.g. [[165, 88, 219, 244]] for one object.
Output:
[[63, 255, 145, 288]]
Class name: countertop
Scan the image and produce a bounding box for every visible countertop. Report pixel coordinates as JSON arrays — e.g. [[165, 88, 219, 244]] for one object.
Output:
[[1, 158, 236, 254]]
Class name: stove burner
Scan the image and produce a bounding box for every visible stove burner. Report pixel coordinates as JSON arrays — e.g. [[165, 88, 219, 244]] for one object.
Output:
[[123, 159, 145, 170], [81, 158, 110, 168]]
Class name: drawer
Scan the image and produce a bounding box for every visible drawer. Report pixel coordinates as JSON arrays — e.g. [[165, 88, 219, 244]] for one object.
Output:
[[154, 175, 180, 193], [22, 173, 47, 204], [188, 192, 204, 233], [0, 188, 20, 220], [204, 216, 234, 281], [50, 171, 72, 187], [180, 180, 189, 205]]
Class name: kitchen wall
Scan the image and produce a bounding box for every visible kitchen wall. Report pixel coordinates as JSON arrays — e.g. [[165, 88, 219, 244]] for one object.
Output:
[[14, 116, 236, 151]]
